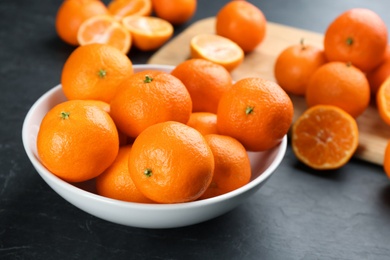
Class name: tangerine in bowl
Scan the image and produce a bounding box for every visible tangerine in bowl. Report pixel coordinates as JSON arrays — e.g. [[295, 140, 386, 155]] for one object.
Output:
[[22, 64, 287, 229]]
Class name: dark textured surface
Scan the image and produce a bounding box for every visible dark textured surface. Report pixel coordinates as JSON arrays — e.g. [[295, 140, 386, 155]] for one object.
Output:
[[2, 0, 390, 259]]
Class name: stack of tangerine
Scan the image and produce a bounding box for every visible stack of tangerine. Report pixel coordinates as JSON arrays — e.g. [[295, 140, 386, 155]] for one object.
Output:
[[55, 0, 197, 53], [36, 43, 294, 204], [273, 8, 390, 173]]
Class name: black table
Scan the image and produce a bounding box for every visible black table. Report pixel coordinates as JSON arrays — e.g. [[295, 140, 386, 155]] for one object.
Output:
[[2, 0, 390, 259]]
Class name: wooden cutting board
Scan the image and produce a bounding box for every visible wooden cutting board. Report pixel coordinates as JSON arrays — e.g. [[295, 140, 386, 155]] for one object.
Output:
[[148, 17, 390, 166]]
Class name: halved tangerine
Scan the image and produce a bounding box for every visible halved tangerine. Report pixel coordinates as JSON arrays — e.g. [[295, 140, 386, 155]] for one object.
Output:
[[292, 105, 359, 170], [376, 76, 390, 125], [121, 16, 173, 51], [190, 34, 244, 71], [108, 0, 152, 20], [77, 14, 131, 54]]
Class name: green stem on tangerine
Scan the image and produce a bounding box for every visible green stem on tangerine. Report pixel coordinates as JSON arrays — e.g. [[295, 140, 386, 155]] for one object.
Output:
[[346, 37, 354, 46], [245, 106, 254, 115], [144, 75, 153, 83], [144, 168, 152, 177], [60, 111, 70, 119], [98, 69, 107, 78]]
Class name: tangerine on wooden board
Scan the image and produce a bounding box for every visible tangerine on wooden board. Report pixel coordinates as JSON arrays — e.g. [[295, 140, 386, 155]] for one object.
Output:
[[366, 45, 390, 97], [217, 77, 293, 151], [186, 112, 218, 136], [61, 43, 133, 103], [292, 105, 359, 170], [171, 58, 233, 113], [189, 34, 244, 72], [151, 0, 197, 25], [96, 145, 155, 203], [55, 0, 108, 46], [110, 70, 192, 138], [323, 8, 388, 72], [274, 39, 327, 96], [121, 16, 174, 51], [216, 0, 266, 53], [305, 62, 370, 118], [376, 76, 390, 126], [37, 100, 119, 183], [77, 14, 132, 54], [199, 134, 251, 200], [128, 121, 214, 204], [108, 0, 152, 20]]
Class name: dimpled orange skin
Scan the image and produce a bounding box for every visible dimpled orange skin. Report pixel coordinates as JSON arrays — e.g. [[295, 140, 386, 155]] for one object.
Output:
[[274, 43, 327, 96], [216, 1, 266, 53], [37, 100, 119, 183], [61, 44, 134, 103], [55, 0, 108, 46], [305, 62, 370, 118], [128, 121, 214, 204], [199, 134, 251, 200], [96, 145, 155, 203], [324, 8, 388, 72], [110, 70, 192, 138], [217, 77, 294, 151], [171, 59, 233, 113], [151, 0, 196, 25]]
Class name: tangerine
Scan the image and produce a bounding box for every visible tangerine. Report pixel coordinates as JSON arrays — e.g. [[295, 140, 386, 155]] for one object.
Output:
[[305, 62, 370, 118], [217, 77, 293, 151], [324, 8, 388, 72], [61, 43, 133, 103], [96, 145, 154, 203], [199, 134, 251, 200], [187, 112, 218, 136], [216, 1, 266, 52], [128, 121, 214, 204], [55, 0, 108, 46], [274, 39, 327, 96], [110, 70, 192, 138], [292, 105, 359, 170], [37, 100, 119, 182], [77, 14, 132, 54], [171, 58, 233, 113], [151, 0, 196, 25]]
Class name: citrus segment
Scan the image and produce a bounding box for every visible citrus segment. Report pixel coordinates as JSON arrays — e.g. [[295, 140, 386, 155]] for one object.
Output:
[[77, 15, 132, 54], [121, 16, 173, 51], [292, 105, 359, 170], [190, 34, 244, 71]]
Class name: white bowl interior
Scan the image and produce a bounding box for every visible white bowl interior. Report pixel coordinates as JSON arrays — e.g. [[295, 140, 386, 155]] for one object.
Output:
[[22, 64, 287, 228]]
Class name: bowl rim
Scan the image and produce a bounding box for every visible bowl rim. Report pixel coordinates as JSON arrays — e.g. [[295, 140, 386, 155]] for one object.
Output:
[[22, 64, 287, 210]]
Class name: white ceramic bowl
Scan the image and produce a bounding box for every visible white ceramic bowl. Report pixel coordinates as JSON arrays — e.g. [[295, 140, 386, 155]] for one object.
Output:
[[22, 64, 287, 229]]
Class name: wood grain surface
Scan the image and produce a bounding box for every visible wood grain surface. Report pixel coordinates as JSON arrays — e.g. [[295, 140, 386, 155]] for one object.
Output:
[[148, 17, 390, 165]]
